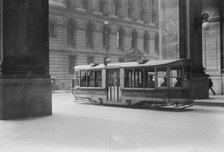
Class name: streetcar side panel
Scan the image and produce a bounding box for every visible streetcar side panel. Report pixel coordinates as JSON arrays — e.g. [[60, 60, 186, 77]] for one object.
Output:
[[73, 59, 194, 108], [120, 62, 193, 107], [74, 68, 108, 103]]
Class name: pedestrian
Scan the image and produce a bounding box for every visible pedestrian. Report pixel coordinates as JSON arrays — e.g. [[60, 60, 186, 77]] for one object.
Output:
[[208, 76, 216, 95]]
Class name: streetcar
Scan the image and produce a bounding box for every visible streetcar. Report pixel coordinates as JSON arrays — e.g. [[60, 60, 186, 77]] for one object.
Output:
[[73, 59, 194, 109]]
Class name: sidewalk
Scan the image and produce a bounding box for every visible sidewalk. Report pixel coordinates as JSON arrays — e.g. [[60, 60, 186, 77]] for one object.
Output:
[[194, 95, 224, 107]]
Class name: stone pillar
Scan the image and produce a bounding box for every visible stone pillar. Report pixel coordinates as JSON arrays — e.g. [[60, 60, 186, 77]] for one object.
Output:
[[221, 1, 224, 73], [0, 0, 2, 65], [0, 0, 52, 120], [179, 0, 208, 99]]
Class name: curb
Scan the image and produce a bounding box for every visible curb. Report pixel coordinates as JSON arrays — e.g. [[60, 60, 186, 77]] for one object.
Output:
[[194, 101, 224, 107]]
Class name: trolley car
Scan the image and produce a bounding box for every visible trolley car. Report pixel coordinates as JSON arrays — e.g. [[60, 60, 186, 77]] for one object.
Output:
[[73, 59, 194, 108]]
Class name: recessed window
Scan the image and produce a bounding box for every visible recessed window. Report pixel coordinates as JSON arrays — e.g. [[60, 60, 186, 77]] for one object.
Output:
[[131, 29, 138, 49], [140, 0, 146, 22], [128, 0, 134, 19], [67, 18, 77, 47], [49, 21, 56, 37], [117, 27, 125, 50], [113, 0, 120, 17], [143, 31, 149, 54], [65, 0, 71, 8], [103, 23, 110, 48], [99, 0, 105, 14], [155, 33, 159, 53], [82, 0, 88, 11], [86, 22, 95, 49], [68, 56, 76, 74]]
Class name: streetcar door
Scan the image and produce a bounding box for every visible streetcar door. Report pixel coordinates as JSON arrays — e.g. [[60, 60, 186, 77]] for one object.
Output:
[[107, 69, 121, 102]]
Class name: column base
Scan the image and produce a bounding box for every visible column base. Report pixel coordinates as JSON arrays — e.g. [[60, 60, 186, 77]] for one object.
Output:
[[0, 78, 52, 120], [191, 76, 209, 99]]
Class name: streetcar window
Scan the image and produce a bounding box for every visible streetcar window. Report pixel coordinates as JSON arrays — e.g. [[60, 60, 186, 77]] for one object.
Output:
[[170, 67, 183, 87], [145, 68, 155, 88], [135, 68, 144, 87], [124, 68, 144, 88], [80, 71, 88, 87], [183, 67, 191, 87], [80, 70, 102, 87], [156, 67, 167, 87], [124, 68, 154, 88], [95, 70, 102, 87], [89, 71, 95, 87], [125, 69, 134, 87], [74, 71, 80, 86]]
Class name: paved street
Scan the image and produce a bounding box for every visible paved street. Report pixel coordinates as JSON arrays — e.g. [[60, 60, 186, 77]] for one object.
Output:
[[1, 93, 224, 152]]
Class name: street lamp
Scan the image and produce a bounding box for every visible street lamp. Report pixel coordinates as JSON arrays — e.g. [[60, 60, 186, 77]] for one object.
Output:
[[104, 20, 110, 66]]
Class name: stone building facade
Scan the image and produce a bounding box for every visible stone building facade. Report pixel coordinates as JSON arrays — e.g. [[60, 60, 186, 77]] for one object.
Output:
[[49, 0, 159, 84], [202, 0, 224, 95]]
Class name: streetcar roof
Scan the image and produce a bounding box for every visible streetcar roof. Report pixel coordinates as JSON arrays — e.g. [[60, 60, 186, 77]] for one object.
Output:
[[74, 59, 191, 70]]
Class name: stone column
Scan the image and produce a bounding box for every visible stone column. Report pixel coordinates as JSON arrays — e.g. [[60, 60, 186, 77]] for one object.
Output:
[[0, 0, 52, 120], [179, 0, 208, 99], [0, 0, 2, 65], [220, 1, 224, 73]]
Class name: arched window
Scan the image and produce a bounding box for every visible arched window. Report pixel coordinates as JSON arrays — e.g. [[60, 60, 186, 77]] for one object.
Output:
[[131, 29, 138, 49], [155, 33, 159, 53], [67, 18, 77, 47], [86, 22, 95, 49], [117, 27, 125, 50], [49, 20, 56, 37], [143, 31, 149, 53], [152, 10, 157, 24]]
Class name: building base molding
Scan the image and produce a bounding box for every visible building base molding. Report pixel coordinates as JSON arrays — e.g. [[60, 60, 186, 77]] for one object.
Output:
[[191, 76, 209, 99], [0, 78, 52, 120]]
